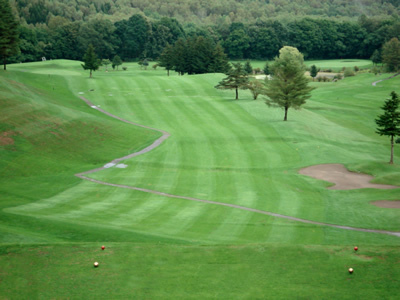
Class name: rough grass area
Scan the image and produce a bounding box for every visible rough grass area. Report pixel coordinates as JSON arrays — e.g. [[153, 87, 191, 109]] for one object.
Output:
[[1, 243, 399, 299], [0, 60, 399, 298]]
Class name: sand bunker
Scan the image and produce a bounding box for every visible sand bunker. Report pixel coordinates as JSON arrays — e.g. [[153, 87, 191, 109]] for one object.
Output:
[[299, 164, 399, 190], [299, 164, 400, 208]]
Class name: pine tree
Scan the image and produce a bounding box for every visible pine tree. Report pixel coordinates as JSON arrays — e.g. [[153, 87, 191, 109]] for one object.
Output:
[[244, 60, 253, 75], [375, 91, 400, 164], [265, 46, 315, 121], [310, 65, 318, 81], [81, 44, 100, 77], [208, 43, 231, 73], [0, 0, 19, 70], [215, 62, 249, 100], [158, 43, 174, 76]]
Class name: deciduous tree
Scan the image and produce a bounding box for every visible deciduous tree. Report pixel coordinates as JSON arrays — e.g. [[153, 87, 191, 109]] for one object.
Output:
[[112, 54, 122, 70], [247, 80, 266, 100], [264, 46, 315, 121], [382, 37, 400, 72], [375, 91, 400, 164]]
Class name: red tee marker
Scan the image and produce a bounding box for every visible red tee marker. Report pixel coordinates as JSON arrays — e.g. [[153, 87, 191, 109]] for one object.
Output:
[[101, 245, 105, 250]]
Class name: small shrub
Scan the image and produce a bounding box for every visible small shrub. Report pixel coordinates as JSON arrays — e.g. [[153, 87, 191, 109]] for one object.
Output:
[[333, 73, 343, 80], [370, 66, 380, 75], [122, 66, 127, 71], [322, 76, 330, 82], [322, 68, 332, 72], [343, 68, 355, 77], [354, 66, 359, 72]]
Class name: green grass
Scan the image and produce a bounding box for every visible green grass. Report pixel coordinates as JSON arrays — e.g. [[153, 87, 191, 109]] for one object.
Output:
[[233, 59, 373, 72], [305, 59, 373, 71], [0, 60, 399, 298]]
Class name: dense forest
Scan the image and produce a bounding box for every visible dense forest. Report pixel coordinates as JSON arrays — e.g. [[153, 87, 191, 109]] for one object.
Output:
[[11, 0, 400, 24], [7, 0, 400, 64]]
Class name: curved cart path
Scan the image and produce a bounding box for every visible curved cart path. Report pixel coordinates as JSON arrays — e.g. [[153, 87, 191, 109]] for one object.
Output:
[[76, 96, 400, 238], [372, 72, 400, 86]]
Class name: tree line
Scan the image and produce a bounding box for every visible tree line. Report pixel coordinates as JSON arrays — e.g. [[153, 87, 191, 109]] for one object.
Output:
[[6, 10, 400, 65]]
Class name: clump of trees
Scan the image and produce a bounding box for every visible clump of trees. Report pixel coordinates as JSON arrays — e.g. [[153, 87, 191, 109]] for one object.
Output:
[[158, 37, 230, 75]]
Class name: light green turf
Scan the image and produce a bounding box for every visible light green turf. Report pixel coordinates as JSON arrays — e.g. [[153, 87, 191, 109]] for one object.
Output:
[[1, 60, 399, 298], [305, 59, 373, 71], [233, 59, 373, 71]]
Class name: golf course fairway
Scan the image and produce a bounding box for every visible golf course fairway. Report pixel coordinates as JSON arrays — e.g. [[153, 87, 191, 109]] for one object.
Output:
[[0, 60, 399, 299]]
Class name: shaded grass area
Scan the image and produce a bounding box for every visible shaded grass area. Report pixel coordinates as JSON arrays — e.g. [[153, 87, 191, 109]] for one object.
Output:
[[0, 243, 399, 299]]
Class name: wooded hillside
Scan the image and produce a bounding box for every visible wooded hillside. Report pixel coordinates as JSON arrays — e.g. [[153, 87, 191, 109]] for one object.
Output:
[[11, 0, 400, 25], [7, 0, 400, 65]]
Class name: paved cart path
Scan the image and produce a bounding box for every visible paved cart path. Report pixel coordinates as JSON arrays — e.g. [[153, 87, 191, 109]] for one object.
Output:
[[76, 96, 400, 238], [372, 72, 400, 86]]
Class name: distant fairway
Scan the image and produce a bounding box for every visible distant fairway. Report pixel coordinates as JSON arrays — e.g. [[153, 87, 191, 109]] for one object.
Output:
[[0, 60, 399, 298]]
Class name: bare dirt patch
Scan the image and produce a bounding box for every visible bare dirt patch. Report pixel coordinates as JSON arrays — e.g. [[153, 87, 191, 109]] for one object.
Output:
[[299, 164, 399, 190], [0, 131, 16, 146], [371, 200, 400, 209]]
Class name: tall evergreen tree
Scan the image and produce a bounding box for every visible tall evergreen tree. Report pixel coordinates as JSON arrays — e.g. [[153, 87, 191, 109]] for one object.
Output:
[[171, 38, 187, 75], [263, 62, 270, 75], [208, 43, 230, 73], [215, 62, 249, 100], [265, 46, 315, 121], [244, 60, 253, 75], [0, 0, 20, 70], [158, 43, 174, 76], [375, 91, 400, 164], [81, 44, 100, 78], [310, 65, 318, 81]]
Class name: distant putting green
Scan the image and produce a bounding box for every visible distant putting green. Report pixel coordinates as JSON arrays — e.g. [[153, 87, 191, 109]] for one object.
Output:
[[0, 60, 399, 298], [305, 59, 373, 71]]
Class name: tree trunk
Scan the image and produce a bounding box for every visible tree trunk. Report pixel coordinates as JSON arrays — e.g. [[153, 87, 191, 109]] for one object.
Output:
[[235, 88, 238, 100], [283, 106, 288, 121], [90, 69, 92, 78], [167, 69, 170, 76], [390, 135, 394, 164], [3, 56, 6, 70]]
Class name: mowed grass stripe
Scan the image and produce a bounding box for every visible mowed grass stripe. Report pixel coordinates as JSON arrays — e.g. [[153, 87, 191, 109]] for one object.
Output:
[[78, 74, 323, 232]]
